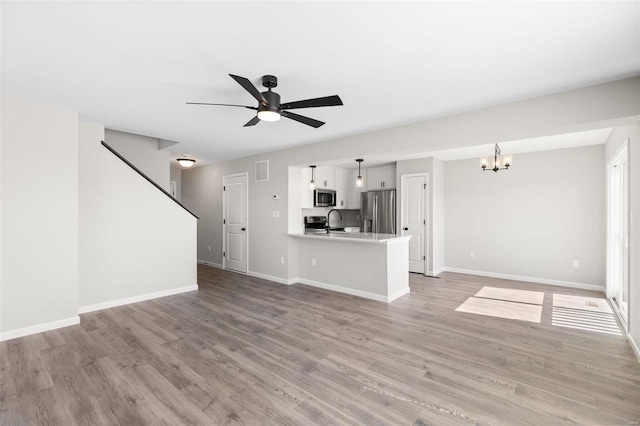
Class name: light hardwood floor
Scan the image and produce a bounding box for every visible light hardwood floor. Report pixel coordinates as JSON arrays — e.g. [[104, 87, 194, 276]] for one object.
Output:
[[1, 265, 639, 425]]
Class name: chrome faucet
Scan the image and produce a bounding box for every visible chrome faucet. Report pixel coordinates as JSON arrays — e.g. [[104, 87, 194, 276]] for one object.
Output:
[[327, 209, 343, 233]]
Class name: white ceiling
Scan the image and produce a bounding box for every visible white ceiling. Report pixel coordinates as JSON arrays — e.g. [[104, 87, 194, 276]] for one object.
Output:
[[2, 2, 638, 166]]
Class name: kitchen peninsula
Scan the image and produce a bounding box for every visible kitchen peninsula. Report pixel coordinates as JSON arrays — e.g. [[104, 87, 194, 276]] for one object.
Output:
[[288, 232, 411, 303]]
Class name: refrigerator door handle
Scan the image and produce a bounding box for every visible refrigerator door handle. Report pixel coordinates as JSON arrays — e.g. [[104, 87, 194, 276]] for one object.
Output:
[[373, 196, 378, 233]]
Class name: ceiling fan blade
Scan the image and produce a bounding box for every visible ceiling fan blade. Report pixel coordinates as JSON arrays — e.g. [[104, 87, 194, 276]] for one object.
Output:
[[186, 102, 257, 110], [243, 115, 261, 127], [279, 95, 343, 110], [229, 74, 268, 106], [280, 111, 325, 128]]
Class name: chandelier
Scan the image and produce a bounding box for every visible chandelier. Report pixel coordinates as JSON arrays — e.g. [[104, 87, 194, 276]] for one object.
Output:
[[481, 144, 512, 172]]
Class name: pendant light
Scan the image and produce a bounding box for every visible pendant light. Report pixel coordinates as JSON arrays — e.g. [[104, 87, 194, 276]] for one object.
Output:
[[178, 155, 196, 168], [309, 165, 316, 189], [481, 144, 511, 173], [355, 159, 364, 187]]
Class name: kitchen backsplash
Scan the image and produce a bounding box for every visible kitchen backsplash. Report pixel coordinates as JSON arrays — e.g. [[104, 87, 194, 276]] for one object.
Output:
[[302, 208, 360, 228]]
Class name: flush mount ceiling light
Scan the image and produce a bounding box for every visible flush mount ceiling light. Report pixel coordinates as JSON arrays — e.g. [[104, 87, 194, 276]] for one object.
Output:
[[481, 144, 512, 173], [309, 165, 317, 189], [178, 155, 196, 168], [355, 159, 364, 187]]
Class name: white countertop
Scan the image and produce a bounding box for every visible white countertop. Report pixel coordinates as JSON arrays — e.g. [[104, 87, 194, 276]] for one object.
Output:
[[289, 232, 411, 244]]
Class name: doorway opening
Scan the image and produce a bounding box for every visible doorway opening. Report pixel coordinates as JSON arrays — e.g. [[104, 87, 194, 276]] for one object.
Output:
[[606, 140, 629, 329]]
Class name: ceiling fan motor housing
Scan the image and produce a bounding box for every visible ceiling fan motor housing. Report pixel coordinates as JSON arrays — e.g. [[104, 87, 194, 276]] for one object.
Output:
[[261, 90, 281, 112]]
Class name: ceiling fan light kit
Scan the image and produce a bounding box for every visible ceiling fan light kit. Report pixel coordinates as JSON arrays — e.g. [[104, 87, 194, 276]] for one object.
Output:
[[257, 110, 280, 122], [187, 74, 343, 128]]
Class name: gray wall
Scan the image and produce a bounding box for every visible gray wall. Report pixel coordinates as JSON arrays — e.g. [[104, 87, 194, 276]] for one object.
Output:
[[444, 145, 606, 287], [105, 129, 170, 191], [1, 97, 79, 336]]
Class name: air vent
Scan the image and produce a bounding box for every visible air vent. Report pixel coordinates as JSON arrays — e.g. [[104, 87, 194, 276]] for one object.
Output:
[[255, 160, 269, 182]]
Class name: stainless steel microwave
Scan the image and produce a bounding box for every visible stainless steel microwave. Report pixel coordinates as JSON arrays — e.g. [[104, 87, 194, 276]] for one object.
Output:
[[314, 189, 336, 207]]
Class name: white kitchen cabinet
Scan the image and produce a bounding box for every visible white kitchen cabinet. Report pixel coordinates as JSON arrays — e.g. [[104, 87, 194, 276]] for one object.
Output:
[[334, 167, 349, 208], [350, 168, 367, 209], [384, 165, 396, 189], [366, 165, 396, 190], [301, 167, 314, 208], [315, 166, 335, 189]]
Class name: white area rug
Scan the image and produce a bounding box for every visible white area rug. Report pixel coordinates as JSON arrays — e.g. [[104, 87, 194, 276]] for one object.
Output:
[[455, 297, 543, 323], [475, 286, 544, 305]]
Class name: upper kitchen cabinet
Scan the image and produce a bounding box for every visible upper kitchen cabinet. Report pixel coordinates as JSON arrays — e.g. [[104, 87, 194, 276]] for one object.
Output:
[[315, 166, 335, 189], [350, 168, 367, 209], [334, 168, 350, 208], [366, 165, 396, 190]]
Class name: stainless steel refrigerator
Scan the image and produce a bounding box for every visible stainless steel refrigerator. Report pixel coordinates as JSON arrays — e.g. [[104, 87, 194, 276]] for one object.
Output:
[[361, 189, 396, 234]]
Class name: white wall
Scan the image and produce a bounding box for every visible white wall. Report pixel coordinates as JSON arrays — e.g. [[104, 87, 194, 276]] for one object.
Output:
[[432, 158, 445, 274], [445, 145, 606, 288], [105, 129, 170, 191], [79, 121, 197, 310], [0, 98, 79, 338], [182, 77, 639, 286], [170, 167, 182, 201], [604, 124, 640, 355]]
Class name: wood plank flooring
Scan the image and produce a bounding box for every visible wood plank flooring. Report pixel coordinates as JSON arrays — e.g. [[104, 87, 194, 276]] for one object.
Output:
[[1, 266, 639, 425]]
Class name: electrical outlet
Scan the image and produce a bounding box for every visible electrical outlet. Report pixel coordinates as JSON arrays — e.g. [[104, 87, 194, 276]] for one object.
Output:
[[273, 210, 279, 218], [312, 258, 317, 266], [469, 251, 475, 258], [208, 245, 211, 251], [573, 260, 580, 268], [280, 256, 285, 265]]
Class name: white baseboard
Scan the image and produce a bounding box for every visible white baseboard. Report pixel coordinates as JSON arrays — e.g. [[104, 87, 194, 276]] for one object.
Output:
[[442, 267, 605, 292], [432, 267, 445, 276], [628, 333, 640, 363], [388, 286, 411, 302], [197, 259, 223, 269], [248, 271, 296, 285], [78, 284, 198, 314], [0, 316, 80, 342], [297, 277, 410, 303]]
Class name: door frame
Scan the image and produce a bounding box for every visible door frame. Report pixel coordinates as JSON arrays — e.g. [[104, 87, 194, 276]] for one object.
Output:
[[606, 139, 629, 330], [222, 172, 249, 273], [400, 172, 429, 274]]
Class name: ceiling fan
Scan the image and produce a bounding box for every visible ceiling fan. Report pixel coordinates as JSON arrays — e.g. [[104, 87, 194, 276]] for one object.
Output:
[[187, 74, 343, 128]]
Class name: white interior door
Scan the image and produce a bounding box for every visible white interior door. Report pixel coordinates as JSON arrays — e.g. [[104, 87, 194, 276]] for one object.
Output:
[[402, 174, 426, 273], [607, 143, 629, 327], [223, 174, 248, 274]]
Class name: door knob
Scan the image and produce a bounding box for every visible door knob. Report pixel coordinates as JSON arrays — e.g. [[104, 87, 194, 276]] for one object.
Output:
[[241, 227, 246, 231], [403, 227, 409, 231]]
